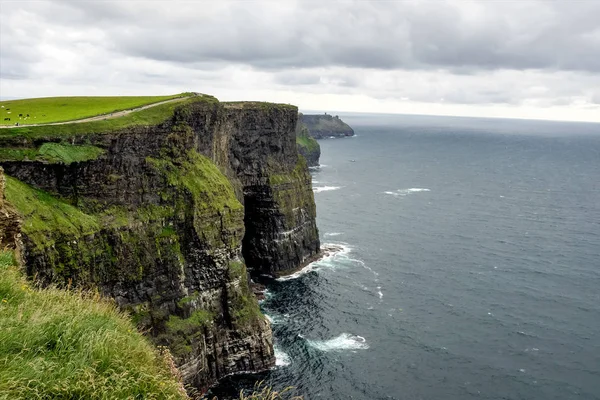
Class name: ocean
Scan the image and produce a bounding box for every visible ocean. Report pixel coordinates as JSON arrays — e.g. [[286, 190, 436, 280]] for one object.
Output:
[[210, 114, 600, 400]]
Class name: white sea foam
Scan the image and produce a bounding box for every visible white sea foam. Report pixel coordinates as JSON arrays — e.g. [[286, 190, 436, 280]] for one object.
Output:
[[274, 345, 291, 367], [407, 188, 430, 192], [324, 232, 343, 237], [313, 186, 342, 193], [377, 286, 383, 299], [276, 243, 352, 281], [306, 333, 369, 352], [384, 188, 431, 197], [264, 312, 287, 325]]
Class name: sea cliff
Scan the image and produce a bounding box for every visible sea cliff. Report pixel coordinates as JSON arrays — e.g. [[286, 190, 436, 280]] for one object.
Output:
[[296, 115, 321, 167], [0, 95, 320, 393], [300, 113, 354, 139]]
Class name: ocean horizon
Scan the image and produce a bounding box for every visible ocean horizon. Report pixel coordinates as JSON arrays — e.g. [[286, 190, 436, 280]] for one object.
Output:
[[210, 113, 600, 400]]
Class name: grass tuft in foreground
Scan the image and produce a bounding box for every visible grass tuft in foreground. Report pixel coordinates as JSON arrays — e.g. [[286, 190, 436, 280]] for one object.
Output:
[[0, 249, 189, 400]]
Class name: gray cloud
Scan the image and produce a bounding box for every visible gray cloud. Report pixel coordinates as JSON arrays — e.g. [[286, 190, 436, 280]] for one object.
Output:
[[0, 0, 599, 121], [28, 0, 600, 73]]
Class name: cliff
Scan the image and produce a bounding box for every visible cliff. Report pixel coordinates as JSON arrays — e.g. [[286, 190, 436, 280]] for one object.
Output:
[[0, 194, 188, 399], [0, 95, 320, 394], [300, 113, 354, 139], [296, 115, 321, 167], [0, 167, 21, 251]]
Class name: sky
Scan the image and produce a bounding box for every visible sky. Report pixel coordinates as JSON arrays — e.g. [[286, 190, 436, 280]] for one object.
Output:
[[1, 0, 599, 122]]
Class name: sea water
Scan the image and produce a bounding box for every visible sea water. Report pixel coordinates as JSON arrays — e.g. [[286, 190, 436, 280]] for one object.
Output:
[[210, 114, 600, 400]]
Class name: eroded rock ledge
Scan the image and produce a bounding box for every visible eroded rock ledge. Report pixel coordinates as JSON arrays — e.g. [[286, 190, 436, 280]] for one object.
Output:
[[0, 96, 320, 393]]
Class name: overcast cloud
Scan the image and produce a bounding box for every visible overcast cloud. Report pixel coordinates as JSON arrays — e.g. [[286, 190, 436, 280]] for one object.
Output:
[[1, 0, 599, 121]]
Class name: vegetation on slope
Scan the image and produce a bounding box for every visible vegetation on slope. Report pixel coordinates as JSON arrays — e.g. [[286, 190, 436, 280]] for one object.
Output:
[[0, 249, 188, 400], [4, 176, 100, 249], [0, 143, 105, 164], [0, 95, 218, 141], [0, 94, 190, 126], [295, 122, 319, 153]]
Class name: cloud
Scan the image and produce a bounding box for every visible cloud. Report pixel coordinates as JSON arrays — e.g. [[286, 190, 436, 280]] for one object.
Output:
[[1, 0, 599, 121], [34, 0, 600, 73]]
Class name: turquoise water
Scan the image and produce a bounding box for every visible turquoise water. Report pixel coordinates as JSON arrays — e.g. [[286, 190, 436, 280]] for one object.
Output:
[[211, 115, 600, 400]]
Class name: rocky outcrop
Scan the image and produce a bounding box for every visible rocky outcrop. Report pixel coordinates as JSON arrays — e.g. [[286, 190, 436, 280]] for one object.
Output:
[[0, 167, 21, 251], [0, 96, 320, 393], [296, 117, 321, 167], [300, 113, 354, 139]]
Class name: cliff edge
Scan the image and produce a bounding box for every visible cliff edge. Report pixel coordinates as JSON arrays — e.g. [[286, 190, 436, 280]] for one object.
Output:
[[0, 95, 320, 393], [296, 115, 321, 167], [300, 113, 354, 139]]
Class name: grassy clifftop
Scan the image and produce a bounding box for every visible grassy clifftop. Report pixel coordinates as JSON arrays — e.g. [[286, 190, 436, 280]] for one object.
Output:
[[0, 95, 218, 142], [0, 250, 188, 400], [0, 93, 193, 126]]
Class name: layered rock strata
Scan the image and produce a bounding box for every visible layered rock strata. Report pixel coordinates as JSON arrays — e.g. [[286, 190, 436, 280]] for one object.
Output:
[[296, 117, 321, 167], [0, 96, 320, 393]]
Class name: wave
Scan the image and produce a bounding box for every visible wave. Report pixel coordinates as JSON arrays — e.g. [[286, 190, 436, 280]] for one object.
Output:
[[308, 164, 329, 171], [263, 311, 287, 325], [313, 186, 342, 193], [306, 333, 369, 352], [383, 188, 431, 197], [276, 243, 352, 281], [274, 345, 291, 367], [324, 232, 343, 237]]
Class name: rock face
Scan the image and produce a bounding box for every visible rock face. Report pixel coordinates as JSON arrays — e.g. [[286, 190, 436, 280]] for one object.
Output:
[[296, 116, 321, 167], [0, 97, 320, 393], [0, 167, 21, 250], [300, 113, 354, 139]]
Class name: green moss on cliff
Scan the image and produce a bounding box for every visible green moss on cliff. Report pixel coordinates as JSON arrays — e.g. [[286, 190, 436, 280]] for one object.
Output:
[[296, 120, 321, 167], [0, 249, 188, 400], [268, 156, 309, 186], [296, 123, 319, 154], [228, 264, 262, 326], [0, 143, 105, 164], [0, 148, 39, 161], [296, 133, 319, 153], [4, 177, 100, 249], [148, 151, 242, 214], [38, 143, 105, 164], [166, 309, 214, 335], [147, 150, 244, 248]]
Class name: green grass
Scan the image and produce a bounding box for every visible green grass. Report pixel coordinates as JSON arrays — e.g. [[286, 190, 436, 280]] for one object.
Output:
[[147, 150, 243, 215], [0, 94, 191, 126], [4, 177, 100, 249], [38, 143, 105, 164], [166, 309, 214, 335], [0, 96, 213, 141], [296, 134, 318, 152], [0, 249, 188, 400], [0, 143, 106, 164]]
